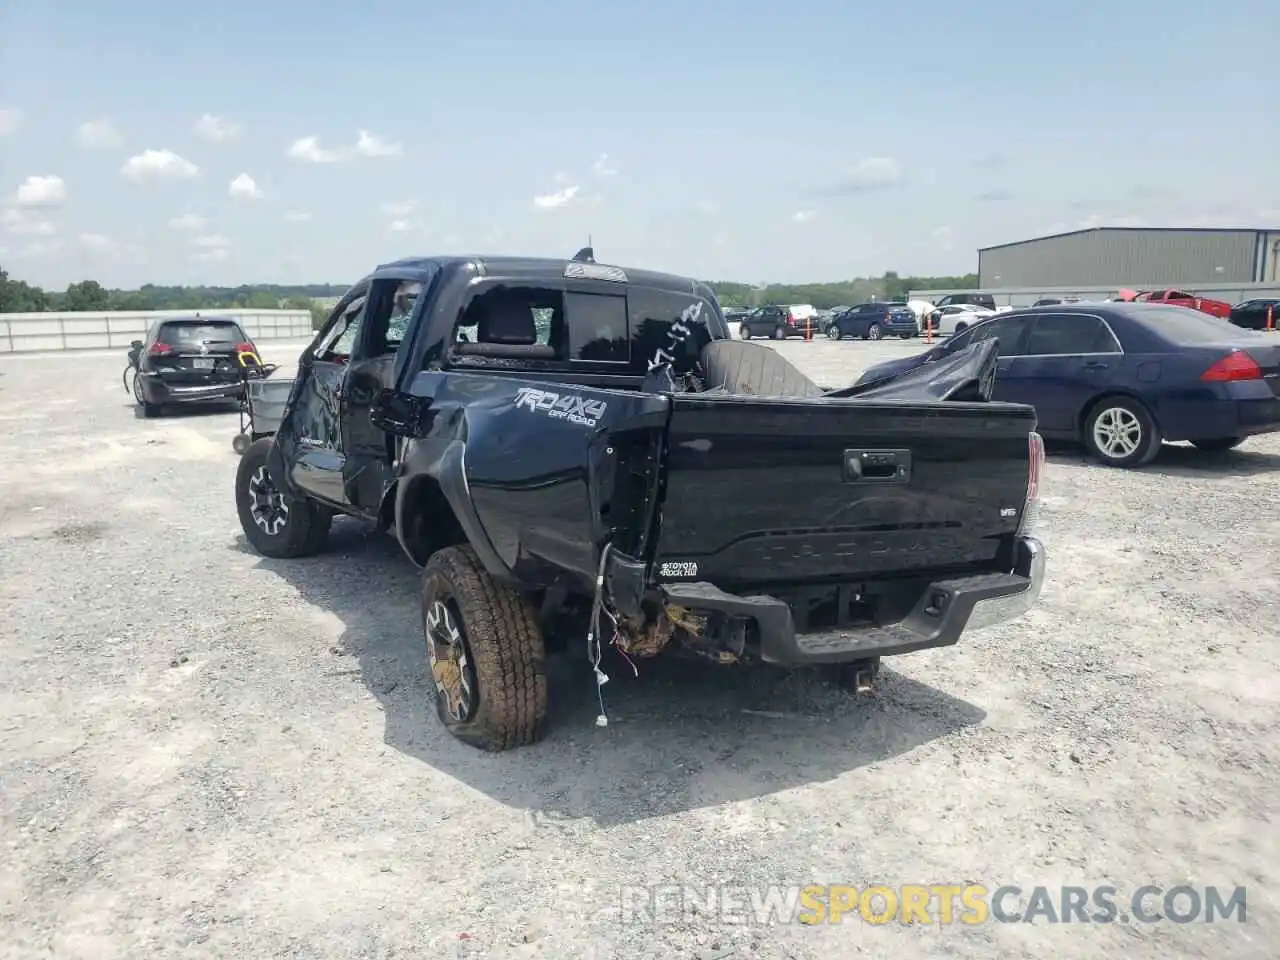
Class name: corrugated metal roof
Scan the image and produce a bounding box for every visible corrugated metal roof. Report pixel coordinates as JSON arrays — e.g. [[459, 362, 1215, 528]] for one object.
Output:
[[979, 226, 1278, 253]]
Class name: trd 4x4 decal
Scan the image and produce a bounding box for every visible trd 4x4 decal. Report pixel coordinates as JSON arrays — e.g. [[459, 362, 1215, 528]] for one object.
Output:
[[513, 387, 607, 428]]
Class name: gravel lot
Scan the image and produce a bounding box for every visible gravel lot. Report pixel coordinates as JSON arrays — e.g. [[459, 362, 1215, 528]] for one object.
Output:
[[1, 335, 1278, 960]]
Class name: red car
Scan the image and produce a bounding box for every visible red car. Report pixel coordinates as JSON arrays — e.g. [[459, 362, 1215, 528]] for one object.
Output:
[[1116, 288, 1232, 319]]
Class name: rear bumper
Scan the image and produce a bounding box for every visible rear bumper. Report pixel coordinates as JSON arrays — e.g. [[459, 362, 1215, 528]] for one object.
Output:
[[139, 374, 243, 404], [661, 536, 1046, 666], [1157, 392, 1280, 441]]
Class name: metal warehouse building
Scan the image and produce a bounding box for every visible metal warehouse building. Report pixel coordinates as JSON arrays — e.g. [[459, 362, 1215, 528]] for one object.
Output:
[[978, 227, 1280, 288]]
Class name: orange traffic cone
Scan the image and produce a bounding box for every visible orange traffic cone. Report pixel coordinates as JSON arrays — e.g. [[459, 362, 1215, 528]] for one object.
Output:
[[1268, 303, 1274, 332]]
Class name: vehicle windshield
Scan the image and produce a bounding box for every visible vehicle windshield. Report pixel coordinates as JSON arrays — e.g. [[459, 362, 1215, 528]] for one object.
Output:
[[1135, 306, 1260, 343], [157, 320, 247, 345]]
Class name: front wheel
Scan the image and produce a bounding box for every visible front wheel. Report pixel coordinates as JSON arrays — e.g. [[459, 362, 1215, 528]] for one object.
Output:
[[422, 545, 548, 751], [1084, 397, 1161, 468], [1192, 437, 1245, 453], [827, 324, 842, 340], [953, 321, 968, 334], [739, 325, 752, 339], [235, 437, 333, 557], [772, 325, 786, 340]]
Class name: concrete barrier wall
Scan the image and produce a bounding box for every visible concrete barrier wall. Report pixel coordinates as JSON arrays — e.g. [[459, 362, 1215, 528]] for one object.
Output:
[[908, 282, 1280, 309], [0, 310, 314, 354]]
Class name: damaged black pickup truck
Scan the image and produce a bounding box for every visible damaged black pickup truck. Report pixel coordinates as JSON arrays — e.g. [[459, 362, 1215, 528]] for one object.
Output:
[[235, 250, 1047, 751]]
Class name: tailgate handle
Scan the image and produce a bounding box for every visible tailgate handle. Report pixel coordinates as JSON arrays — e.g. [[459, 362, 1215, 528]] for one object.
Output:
[[843, 449, 911, 483]]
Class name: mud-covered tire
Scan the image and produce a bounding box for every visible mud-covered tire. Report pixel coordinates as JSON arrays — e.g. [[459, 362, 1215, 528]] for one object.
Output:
[[699, 339, 824, 398], [421, 546, 548, 751], [235, 437, 333, 558]]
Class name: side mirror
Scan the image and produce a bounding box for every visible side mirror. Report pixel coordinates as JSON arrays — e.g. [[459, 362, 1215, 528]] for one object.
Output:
[[130, 340, 143, 350], [370, 388, 430, 438]]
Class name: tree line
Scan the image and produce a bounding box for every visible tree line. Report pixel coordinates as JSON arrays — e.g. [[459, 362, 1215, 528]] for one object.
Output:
[[0, 263, 978, 328]]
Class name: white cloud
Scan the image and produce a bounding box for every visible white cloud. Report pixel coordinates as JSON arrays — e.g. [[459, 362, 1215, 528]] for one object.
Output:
[[78, 233, 115, 251], [829, 157, 902, 194], [77, 233, 145, 263], [191, 233, 231, 263], [77, 118, 122, 148], [121, 149, 199, 183], [283, 210, 311, 222], [0, 107, 21, 135], [14, 175, 67, 208], [192, 233, 231, 249], [287, 136, 343, 163], [695, 201, 720, 215], [792, 210, 815, 223], [380, 200, 416, 217], [228, 173, 264, 200], [533, 185, 580, 210], [593, 153, 617, 177], [388, 219, 418, 233], [194, 113, 242, 142], [169, 213, 206, 232], [14, 239, 63, 259], [355, 130, 403, 157], [931, 225, 954, 239], [1, 207, 56, 235]]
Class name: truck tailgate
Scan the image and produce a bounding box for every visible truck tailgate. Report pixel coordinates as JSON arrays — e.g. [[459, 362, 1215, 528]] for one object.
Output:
[[653, 394, 1037, 587]]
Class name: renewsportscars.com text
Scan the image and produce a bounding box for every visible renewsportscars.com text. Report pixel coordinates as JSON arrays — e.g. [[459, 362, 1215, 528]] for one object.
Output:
[[618, 884, 1247, 926]]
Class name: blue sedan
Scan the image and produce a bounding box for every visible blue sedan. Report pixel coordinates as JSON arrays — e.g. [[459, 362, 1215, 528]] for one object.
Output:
[[853, 303, 1280, 467]]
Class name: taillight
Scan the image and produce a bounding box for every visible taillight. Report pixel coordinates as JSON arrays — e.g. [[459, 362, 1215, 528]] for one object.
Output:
[[1019, 431, 1045, 536], [234, 341, 256, 354], [1200, 350, 1262, 382], [149, 341, 173, 355]]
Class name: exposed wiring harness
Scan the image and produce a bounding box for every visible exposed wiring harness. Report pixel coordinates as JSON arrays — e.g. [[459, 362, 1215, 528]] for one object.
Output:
[[586, 543, 614, 727]]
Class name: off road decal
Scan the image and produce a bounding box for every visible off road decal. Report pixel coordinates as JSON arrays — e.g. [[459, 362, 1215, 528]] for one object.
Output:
[[513, 386, 607, 428], [647, 300, 704, 374]]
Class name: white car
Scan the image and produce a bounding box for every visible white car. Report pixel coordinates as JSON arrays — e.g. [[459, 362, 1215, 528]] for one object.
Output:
[[925, 303, 995, 335]]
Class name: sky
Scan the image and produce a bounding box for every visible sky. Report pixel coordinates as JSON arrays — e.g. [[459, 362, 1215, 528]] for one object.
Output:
[[1, 0, 1277, 290]]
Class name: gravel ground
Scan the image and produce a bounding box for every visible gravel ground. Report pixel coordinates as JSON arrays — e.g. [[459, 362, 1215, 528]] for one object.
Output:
[[1, 336, 1278, 960]]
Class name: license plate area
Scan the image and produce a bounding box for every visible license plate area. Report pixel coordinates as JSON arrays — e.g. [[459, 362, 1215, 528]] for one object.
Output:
[[193, 358, 215, 370]]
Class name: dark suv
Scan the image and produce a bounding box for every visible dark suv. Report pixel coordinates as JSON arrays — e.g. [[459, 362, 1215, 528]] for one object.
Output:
[[130, 315, 259, 417], [826, 302, 919, 340], [738, 305, 818, 339]]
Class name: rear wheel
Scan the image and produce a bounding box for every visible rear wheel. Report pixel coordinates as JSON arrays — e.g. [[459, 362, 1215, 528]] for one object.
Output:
[[1192, 437, 1245, 452], [235, 438, 333, 557], [739, 325, 752, 339], [865, 323, 883, 341], [1083, 396, 1161, 468], [133, 372, 161, 417], [422, 545, 547, 751], [953, 321, 968, 334], [898, 333, 913, 340]]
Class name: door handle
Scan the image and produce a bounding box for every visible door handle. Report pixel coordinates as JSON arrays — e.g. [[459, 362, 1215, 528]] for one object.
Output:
[[1082, 361, 1109, 371]]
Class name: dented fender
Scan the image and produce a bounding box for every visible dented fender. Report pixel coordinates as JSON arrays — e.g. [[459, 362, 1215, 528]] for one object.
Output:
[[392, 370, 669, 592]]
